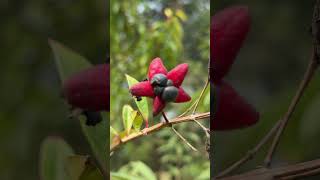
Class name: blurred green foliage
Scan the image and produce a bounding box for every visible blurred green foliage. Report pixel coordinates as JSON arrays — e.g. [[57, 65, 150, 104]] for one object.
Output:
[[110, 0, 210, 179], [49, 39, 109, 174], [213, 1, 320, 178], [0, 1, 107, 180]]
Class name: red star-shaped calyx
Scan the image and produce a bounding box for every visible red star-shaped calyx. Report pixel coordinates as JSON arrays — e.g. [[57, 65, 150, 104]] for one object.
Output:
[[211, 6, 259, 130], [130, 57, 191, 116]]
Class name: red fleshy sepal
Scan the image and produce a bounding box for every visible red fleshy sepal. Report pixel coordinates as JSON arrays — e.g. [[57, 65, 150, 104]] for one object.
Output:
[[129, 81, 155, 97], [63, 64, 109, 111], [167, 63, 188, 87], [153, 96, 166, 116], [212, 81, 259, 130], [175, 87, 191, 103], [148, 57, 168, 80], [211, 6, 250, 83]]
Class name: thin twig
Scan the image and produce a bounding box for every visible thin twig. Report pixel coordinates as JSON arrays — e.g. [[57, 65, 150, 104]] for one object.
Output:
[[162, 112, 198, 151], [171, 126, 198, 151], [264, 47, 319, 167], [178, 99, 197, 117], [217, 158, 320, 180], [215, 121, 282, 178], [278, 167, 320, 180], [216, 1, 320, 178], [110, 112, 210, 152], [192, 78, 210, 114], [179, 76, 210, 118], [191, 114, 210, 138]]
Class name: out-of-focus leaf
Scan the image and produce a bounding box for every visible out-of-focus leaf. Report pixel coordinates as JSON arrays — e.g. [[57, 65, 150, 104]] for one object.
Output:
[[164, 8, 173, 18], [49, 39, 91, 82], [79, 159, 104, 180], [65, 155, 89, 180], [79, 116, 108, 174], [130, 161, 157, 180], [50, 40, 108, 173], [122, 105, 134, 134], [111, 161, 156, 180], [39, 136, 74, 180], [195, 162, 210, 180], [125, 74, 149, 124], [300, 94, 320, 141], [110, 172, 135, 180], [110, 126, 119, 137], [176, 9, 188, 21]]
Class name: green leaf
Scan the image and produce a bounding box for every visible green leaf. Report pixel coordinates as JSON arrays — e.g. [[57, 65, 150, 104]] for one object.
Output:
[[49, 39, 92, 82], [110, 172, 135, 180], [125, 74, 149, 124], [122, 105, 134, 134], [111, 161, 156, 180], [79, 115, 108, 174], [132, 112, 144, 131], [79, 159, 104, 180], [111, 161, 157, 180], [39, 136, 74, 180], [110, 126, 119, 136], [118, 130, 129, 138], [300, 94, 320, 141], [65, 155, 89, 180], [65, 155, 104, 180], [50, 40, 108, 173], [130, 161, 157, 180]]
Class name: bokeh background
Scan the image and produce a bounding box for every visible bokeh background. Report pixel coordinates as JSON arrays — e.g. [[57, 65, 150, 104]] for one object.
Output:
[[213, 0, 320, 179], [110, 0, 210, 179], [0, 1, 107, 179]]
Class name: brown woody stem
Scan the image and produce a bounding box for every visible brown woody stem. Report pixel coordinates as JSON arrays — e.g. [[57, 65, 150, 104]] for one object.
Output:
[[110, 112, 210, 152]]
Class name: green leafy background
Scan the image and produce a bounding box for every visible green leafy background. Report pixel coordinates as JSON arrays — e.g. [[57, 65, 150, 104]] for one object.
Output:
[[0, 1, 107, 179], [110, 0, 210, 179]]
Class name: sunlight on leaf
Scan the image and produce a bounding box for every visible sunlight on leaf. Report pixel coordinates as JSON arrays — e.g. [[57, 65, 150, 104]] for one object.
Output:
[[125, 74, 149, 124], [132, 112, 144, 131], [110, 126, 119, 137], [122, 105, 134, 134], [176, 9, 188, 21]]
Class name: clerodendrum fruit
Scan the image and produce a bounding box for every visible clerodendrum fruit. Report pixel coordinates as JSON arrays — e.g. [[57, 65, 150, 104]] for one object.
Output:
[[211, 6, 250, 83], [212, 81, 259, 130], [62, 64, 110, 111], [162, 86, 179, 102], [151, 73, 168, 86]]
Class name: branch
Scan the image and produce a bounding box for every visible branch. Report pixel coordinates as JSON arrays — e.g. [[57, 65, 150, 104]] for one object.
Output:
[[264, 55, 318, 166], [110, 112, 210, 151], [264, 0, 320, 166], [215, 121, 282, 178], [217, 158, 320, 180], [216, 1, 320, 177]]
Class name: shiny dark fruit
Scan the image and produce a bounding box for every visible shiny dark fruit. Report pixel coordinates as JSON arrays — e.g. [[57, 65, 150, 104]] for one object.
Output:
[[161, 86, 179, 102], [154, 86, 165, 96], [62, 64, 110, 111], [83, 111, 102, 126], [150, 73, 168, 86], [166, 79, 173, 86]]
